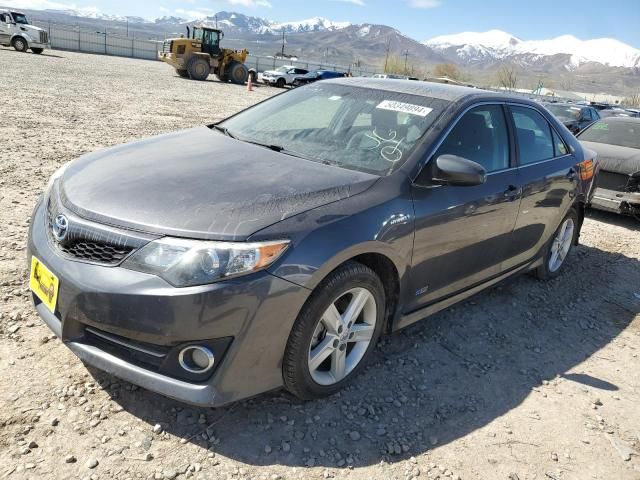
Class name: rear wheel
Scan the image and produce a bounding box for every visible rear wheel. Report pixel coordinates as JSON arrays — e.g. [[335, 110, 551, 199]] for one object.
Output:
[[187, 57, 210, 81], [535, 208, 579, 280], [176, 69, 189, 78], [276, 77, 286, 88], [227, 61, 249, 85], [283, 262, 385, 400], [31, 48, 44, 54], [12, 37, 27, 52]]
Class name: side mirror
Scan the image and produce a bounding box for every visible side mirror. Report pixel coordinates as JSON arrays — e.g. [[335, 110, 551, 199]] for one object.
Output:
[[425, 154, 487, 187]]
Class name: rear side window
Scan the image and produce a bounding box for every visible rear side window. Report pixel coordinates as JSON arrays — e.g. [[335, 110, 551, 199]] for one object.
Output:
[[552, 130, 568, 156], [511, 106, 554, 165], [434, 105, 510, 173]]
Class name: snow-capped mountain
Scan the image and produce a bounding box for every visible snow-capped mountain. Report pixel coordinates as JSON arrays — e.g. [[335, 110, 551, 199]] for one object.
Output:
[[43, 8, 151, 24], [424, 30, 640, 69], [181, 11, 350, 35]]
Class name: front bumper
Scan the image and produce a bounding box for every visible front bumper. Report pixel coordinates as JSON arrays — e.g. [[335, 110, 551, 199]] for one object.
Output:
[[591, 187, 640, 215], [27, 197, 310, 406]]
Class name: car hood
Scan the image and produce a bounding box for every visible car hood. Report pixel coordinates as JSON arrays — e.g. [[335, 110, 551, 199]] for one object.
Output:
[[580, 141, 640, 175], [59, 126, 378, 241], [262, 70, 282, 76]]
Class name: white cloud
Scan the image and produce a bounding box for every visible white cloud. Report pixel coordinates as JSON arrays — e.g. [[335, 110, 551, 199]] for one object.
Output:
[[408, 0, 441, 8], [331, 0, 366, 5], [175, 8, 208, 19], [224, 0, 272, 7], [6, 0, 100, 12]]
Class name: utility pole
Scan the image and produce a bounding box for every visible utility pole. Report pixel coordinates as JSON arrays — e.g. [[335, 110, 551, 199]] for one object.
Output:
[[403, 49, 410, 75], [281, 30, 285, 57], [215, 15, 218, 29], [383, 38, 391, 73], [126, 19, 129, 37]]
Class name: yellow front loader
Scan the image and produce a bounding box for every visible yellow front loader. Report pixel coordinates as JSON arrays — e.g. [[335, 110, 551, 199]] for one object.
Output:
[[160, 26, 249, 84]]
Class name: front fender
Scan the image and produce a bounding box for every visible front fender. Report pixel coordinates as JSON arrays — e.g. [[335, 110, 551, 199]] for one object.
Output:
[[10, 33, 31, 46], [249, 180, 415, 292]]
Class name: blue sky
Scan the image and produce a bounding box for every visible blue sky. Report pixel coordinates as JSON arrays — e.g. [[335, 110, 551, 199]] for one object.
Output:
[[10, 0, 640, 46]]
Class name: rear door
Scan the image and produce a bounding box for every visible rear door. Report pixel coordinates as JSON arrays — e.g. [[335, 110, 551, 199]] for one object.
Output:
[[407, 104, 521, 311], [502, 104, 579, 270]]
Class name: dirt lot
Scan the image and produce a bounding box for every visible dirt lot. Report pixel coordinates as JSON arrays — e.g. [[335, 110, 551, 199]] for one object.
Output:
[[1, 48, 639, 480]]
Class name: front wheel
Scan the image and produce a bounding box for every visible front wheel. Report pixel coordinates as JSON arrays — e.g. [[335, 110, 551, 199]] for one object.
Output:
[[535, 208, 579, 280], [227, 61, 248, 85], [276, 77, 286, 88], [12, 37, 27, 52], [283, 262, 385, 400]]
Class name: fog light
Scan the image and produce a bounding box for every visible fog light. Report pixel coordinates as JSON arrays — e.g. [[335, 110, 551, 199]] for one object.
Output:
[[178, 345, 215, 374]]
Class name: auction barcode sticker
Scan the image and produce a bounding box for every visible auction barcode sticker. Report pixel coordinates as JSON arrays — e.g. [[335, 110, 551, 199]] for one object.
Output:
[[376, 100, 433, 117]]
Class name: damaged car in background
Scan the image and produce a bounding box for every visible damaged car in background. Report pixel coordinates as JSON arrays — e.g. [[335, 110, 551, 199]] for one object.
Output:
[[28, 78, 597, 407], [578, 117, 640, 219]]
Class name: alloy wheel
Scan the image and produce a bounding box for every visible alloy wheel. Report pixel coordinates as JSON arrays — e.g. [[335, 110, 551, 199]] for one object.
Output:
[[308, 287, 377, 386], [549, 217, 574, 273]]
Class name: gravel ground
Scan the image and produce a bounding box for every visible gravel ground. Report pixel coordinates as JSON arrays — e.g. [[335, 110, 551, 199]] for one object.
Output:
[[1, 48, 639, 480]]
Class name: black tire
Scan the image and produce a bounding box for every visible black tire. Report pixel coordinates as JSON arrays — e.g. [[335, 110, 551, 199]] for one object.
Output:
[[276, 77, 286, 89], [535, 208, 579, 280], [186, 56, 210, 81], [12, 37, 27, 52], [283, 261, 386, 400], [176, 69, 189, 78], [31, 48, 44, 54], [226, 61, 249, 85]]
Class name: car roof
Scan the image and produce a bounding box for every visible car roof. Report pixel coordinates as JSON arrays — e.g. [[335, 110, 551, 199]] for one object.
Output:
[[327, 77, 494, 102]]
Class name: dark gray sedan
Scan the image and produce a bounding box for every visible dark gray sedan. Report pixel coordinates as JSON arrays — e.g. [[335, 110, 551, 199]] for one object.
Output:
[[28, 79, 597, 406]]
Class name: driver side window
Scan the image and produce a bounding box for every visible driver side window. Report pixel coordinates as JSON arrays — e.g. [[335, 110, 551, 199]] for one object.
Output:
[[433, 105, 510, 173]]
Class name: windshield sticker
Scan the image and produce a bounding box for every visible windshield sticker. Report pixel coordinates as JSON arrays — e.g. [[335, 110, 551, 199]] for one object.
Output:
[[592, 123, 609, 130], [376, 100, 432, 118]]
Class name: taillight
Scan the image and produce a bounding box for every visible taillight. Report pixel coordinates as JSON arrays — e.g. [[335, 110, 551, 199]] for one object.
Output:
[[579, 159, 594, 181]]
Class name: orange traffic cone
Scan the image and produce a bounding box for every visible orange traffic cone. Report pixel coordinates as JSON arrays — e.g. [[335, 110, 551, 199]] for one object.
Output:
[[247, 75, 253, 92]]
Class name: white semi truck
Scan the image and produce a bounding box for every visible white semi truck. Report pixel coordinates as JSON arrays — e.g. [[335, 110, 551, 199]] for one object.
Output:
[[0, 10, 50, 54]]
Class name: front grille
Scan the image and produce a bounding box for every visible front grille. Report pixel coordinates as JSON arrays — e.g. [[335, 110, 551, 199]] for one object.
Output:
[[44, 186, 152, 266], [39, 31, 48, 44], [58, 240, 134, 265]]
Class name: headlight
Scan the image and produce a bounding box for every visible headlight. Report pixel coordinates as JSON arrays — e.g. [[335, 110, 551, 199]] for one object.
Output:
[[122, 238, 290, 287]]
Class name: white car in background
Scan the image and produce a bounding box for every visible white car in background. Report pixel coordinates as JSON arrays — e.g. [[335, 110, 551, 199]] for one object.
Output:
[[0, 9, 50, 54], [261, 65, 309, 88]]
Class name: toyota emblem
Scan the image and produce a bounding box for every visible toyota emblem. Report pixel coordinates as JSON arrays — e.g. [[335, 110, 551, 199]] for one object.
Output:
[[52, 214, 69, 242]]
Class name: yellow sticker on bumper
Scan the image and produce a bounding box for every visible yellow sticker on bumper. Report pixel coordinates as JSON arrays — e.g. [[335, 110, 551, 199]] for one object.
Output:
[[29, 256, 59, 313]]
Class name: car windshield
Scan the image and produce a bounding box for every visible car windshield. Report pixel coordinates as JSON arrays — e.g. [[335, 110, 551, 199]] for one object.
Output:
[[546, 104, 582, 120], [220, 83, 449, 176], [12, 13, 28, 24], [579, 120, 640, 149]]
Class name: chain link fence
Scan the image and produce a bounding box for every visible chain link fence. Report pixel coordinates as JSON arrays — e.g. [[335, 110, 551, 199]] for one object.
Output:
[[30, 20, 382, 74]]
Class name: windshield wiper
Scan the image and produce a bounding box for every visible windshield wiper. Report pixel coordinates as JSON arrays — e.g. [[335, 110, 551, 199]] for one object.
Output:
[[211, 124, 236, 139], [212, 126, 311, 160]]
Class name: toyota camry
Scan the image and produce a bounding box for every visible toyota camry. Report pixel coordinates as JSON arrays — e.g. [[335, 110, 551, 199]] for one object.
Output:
[[28, 79, 597, 406]]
